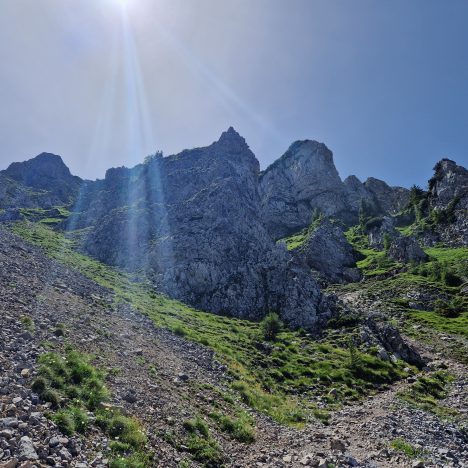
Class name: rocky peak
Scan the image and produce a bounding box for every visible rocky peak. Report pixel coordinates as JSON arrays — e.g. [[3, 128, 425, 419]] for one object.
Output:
[[429, 158, 468, 207], [363, 177, 409, 214], [1, 152, 81, 206], [343, 175, 363, 189], [216, 126, 250, 154], [259, 140, 349, 239], [3, 152, 77, 186]]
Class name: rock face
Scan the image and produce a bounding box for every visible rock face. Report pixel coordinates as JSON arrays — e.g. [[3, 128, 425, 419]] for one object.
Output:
[[259, 141, 409, 240], [0, 153, 82, 209], [387, 236, 427, 264], [67, 128, 332, 329], [365, 216, 427, 263], [363, 177, 409, 215], [259, 141, 349, 239], [291, 219, 362, 284], [426, 159, 468, 246]]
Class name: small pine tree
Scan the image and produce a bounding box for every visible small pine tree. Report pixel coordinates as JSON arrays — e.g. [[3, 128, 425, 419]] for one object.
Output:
[[383, 233, 391, 252], [261, 312, 283, 341]]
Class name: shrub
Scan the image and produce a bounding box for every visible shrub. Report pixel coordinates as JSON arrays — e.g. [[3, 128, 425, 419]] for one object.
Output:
[[173, 324, 186, 337], [434, 297, 464, 318], [53, 410, 75, 435], [261, 312, 283, 341], [41, 388, 60, 408], [183, 416, 209, 437], [107, 414, 147, 448], [187, 434, 223, 466], [31, 377, 47, 394], [212, 413, 255, 443], [20, 315, 35, 332]]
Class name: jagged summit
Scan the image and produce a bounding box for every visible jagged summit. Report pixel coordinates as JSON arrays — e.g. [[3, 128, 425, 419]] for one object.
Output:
[[4, 152, 74, 181], [216, 126, 249, 153], [262, 140, 332, 174], [1, 152, 81, 206]]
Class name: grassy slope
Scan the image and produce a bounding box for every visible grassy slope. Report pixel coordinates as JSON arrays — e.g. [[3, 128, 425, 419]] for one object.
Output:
[[11, 221, 408, 425], [338, 226, 468, 359]]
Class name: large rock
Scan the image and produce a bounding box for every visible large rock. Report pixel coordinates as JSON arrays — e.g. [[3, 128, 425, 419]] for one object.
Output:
[[365, 317, 426, 368], [291, 218, 362, 284], [426, 159, 468, 246], [259, 140, 349, 239], [387, 236, 427, 263], [66, 128, 332, 330], [363, 177, 409, 215]]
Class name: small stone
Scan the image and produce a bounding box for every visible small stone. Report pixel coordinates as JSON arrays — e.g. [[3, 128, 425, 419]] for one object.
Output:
[[317, 459, 328, 468], [49, 437, 60, 448], [283, 454, 292, 463], [123, 391, 137, 404], [330, 438, 346, 452], [19, 436, 38, 461], [20, 369, 30, 378]]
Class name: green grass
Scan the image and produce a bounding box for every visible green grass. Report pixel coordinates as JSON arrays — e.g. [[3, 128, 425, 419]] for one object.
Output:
[[12, 221, 408, 425], [209, 411, 255, 443], [279, 230, 309, 251], [398, 371, 458, 419], [32, 348, 149, 466], [407, 309, 468, 337], [183, 416, 223, 466], [20, 315, 35, 332], [390, 438, 423, 459]]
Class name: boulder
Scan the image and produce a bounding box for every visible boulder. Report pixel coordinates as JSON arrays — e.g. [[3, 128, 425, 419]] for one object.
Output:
[[291, 218, 362, 284], [387, 236, 427, 263]]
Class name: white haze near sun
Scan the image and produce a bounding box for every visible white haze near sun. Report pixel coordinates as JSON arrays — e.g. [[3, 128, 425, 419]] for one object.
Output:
[[0, 0, 467, 186]]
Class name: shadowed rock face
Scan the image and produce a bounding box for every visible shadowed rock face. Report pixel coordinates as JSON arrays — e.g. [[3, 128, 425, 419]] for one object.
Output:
[[1, 153, 82, 207], [66, 128, 332, 329]]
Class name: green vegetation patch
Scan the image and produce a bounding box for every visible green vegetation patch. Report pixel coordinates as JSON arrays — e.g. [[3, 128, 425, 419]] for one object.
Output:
[[390, 438, 423, 459], [31, 348, 150, 467], [183, 416, 223, 466], [398, 371, 458, 419]]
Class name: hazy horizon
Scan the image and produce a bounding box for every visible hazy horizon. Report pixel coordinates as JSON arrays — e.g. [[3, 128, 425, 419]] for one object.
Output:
[[1, 0, 467, 187]]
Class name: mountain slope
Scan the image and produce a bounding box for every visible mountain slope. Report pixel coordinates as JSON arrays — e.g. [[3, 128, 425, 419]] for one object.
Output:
[[2, 224, 467, 467]]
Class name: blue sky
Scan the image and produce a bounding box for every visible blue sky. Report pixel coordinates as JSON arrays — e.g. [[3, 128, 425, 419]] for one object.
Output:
[[0, 0, 467, 187]]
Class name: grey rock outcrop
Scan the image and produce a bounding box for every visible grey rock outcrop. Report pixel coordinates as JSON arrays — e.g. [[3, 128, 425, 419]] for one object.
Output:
[[365, 317, 426, 368], [426, 159, 468, 246], [259, 141, 409, 240], [290, 218, 362, 284], [387, 236, 427, 264], [0, 153, 82, 209], [259, 140, 349, 239], [363, 177, 409, 215], [66, 128, 332, 329], [365, 216, 426, 263], [365, 216, 399, 249]]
